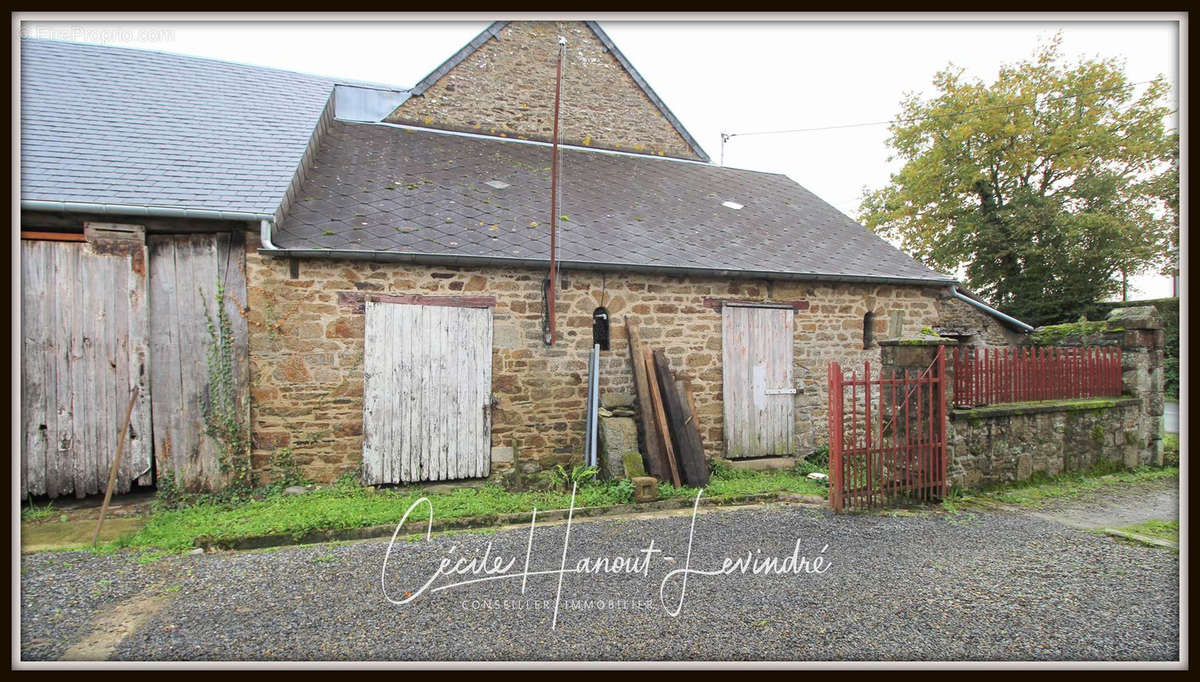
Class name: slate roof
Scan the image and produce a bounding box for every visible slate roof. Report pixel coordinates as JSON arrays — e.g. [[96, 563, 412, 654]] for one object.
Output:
[[274, 121, 955, 284], [19, 38, 386, 217]]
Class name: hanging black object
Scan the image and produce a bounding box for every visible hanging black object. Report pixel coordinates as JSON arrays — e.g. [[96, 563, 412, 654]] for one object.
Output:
[[593, 306, 610, 351]]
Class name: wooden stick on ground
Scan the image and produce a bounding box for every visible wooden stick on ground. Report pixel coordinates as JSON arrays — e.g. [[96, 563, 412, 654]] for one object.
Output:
[[642, 346, 681, 487], [93, 385, 139, 546]]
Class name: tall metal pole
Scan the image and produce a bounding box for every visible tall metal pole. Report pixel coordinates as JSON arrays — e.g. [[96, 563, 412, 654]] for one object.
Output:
[[546, 37, 566, 346]]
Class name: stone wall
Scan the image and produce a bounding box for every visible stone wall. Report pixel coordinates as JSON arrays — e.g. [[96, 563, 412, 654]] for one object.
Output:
[[386, 21, 702, 161], [933, 296, 1026, 346], [241, 231, 946, 483], [880, 305, 1166, 491], [946, 399, 1145, 489]]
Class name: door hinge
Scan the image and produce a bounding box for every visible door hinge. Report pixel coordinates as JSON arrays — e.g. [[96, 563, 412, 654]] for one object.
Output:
[[765, 388, 797, 395]]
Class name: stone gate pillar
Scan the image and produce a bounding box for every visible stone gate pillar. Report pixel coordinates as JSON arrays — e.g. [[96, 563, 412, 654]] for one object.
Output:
[[878, 336, 957, 486], [1106, 306, 1166, 466], [878, 336, 956, 413]]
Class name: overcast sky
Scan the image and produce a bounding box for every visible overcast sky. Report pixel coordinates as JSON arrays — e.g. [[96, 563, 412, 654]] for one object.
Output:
[[18, 14, 1182, 299]]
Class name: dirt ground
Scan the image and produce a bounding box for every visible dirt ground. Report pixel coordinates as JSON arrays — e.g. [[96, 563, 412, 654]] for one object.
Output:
[[20, 490, 154, 552], [1019, 475, 1179, 530]]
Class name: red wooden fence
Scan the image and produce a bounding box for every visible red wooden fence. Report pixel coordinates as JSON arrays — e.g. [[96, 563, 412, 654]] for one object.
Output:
[[828, 346, 947, 512], [952, 346, 1122, 408]]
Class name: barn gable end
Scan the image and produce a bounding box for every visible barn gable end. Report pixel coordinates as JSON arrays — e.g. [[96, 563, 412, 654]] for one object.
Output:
[[385, 21, 708, 161]]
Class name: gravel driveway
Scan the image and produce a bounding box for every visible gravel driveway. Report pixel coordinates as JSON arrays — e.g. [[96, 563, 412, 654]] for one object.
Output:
[[20, 499, 1179, 662]]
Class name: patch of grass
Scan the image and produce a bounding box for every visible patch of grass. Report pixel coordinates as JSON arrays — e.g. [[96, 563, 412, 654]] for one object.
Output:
[[955, 465, 1178, 508], [135, 550, 170, 565], [1117, 519, 1179, 544], [21, 501, 56, 522], [1163, 433, 1179, 466], [93, 467, 826, 553], [658, 466, 826, 502]]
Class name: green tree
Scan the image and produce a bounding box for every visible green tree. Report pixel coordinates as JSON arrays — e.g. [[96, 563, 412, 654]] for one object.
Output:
[[860, 35, 1177, 326]]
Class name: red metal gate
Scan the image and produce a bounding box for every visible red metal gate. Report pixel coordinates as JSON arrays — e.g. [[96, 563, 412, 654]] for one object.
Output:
[[827, 346, 947, 512]]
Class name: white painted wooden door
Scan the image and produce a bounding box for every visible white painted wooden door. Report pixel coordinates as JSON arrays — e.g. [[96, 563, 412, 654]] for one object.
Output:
[[362, 302, 493, 484], [721, 305, 795, 458]]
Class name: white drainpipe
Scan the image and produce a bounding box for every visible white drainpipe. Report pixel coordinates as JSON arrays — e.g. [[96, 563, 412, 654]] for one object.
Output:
[[948, 286, 1034, 333], [259, 219, 279, 251]]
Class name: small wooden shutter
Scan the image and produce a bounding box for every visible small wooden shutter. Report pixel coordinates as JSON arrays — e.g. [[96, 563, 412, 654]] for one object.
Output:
[[362, 302, 493, 484]]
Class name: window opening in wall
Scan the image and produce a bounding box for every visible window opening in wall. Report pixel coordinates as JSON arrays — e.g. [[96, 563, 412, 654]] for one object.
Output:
[[863, 311, 876, 349], [593, 306, 610, 351]]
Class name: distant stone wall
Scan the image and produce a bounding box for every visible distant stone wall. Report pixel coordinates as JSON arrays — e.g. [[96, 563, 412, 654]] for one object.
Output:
[[933, 295, 1027, 346], [241, 231, 947, 484], [386, 21, 702, 161]]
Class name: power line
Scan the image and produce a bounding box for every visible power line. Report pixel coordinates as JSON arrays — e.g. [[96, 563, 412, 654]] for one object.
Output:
[[719, 79, 1164, 165]]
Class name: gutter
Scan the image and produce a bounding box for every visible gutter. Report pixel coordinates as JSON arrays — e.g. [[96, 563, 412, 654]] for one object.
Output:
[[255, 220, 957, 288], [948, 285, 1034, 333], [22, 199, 272, 223]]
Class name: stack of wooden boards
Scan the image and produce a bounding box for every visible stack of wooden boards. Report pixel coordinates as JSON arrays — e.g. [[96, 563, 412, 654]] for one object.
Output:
[[625, 318, 710, 487]]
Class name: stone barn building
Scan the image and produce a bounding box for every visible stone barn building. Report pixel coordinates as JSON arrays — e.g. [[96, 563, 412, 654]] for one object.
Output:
[[19, 22, 1022, 497]]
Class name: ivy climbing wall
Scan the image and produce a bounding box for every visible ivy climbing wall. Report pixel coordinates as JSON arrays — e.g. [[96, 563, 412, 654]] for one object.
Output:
[[147, 231, 250, 493]]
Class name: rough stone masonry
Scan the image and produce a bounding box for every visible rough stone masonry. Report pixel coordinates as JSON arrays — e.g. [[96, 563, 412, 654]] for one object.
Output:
[[881, 306, 1166, 490], [242, 232, 974, 485], [386, 22, 703, 161]]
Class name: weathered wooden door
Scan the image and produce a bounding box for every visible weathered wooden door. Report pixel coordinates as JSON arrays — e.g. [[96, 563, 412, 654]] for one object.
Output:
[[147, 232, 248, 492], [362, 302, 493, 484], [21, 227, 152, 499], [721, 304, 795, 458]]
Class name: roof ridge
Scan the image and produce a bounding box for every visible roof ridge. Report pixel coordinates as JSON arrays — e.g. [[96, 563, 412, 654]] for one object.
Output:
[[19, 36, 411, 92]]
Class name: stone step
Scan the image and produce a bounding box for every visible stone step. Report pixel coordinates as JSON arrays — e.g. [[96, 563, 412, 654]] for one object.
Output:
[[727, 456, 796, 471], [418, 479, 488, 495]]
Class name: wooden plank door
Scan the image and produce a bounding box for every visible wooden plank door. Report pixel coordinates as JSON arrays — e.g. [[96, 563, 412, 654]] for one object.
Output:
[[362, 302, 493, 484], [20, 231, 152, 499], [721, 304, 795, 459], [147, 232, 249, 492]]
